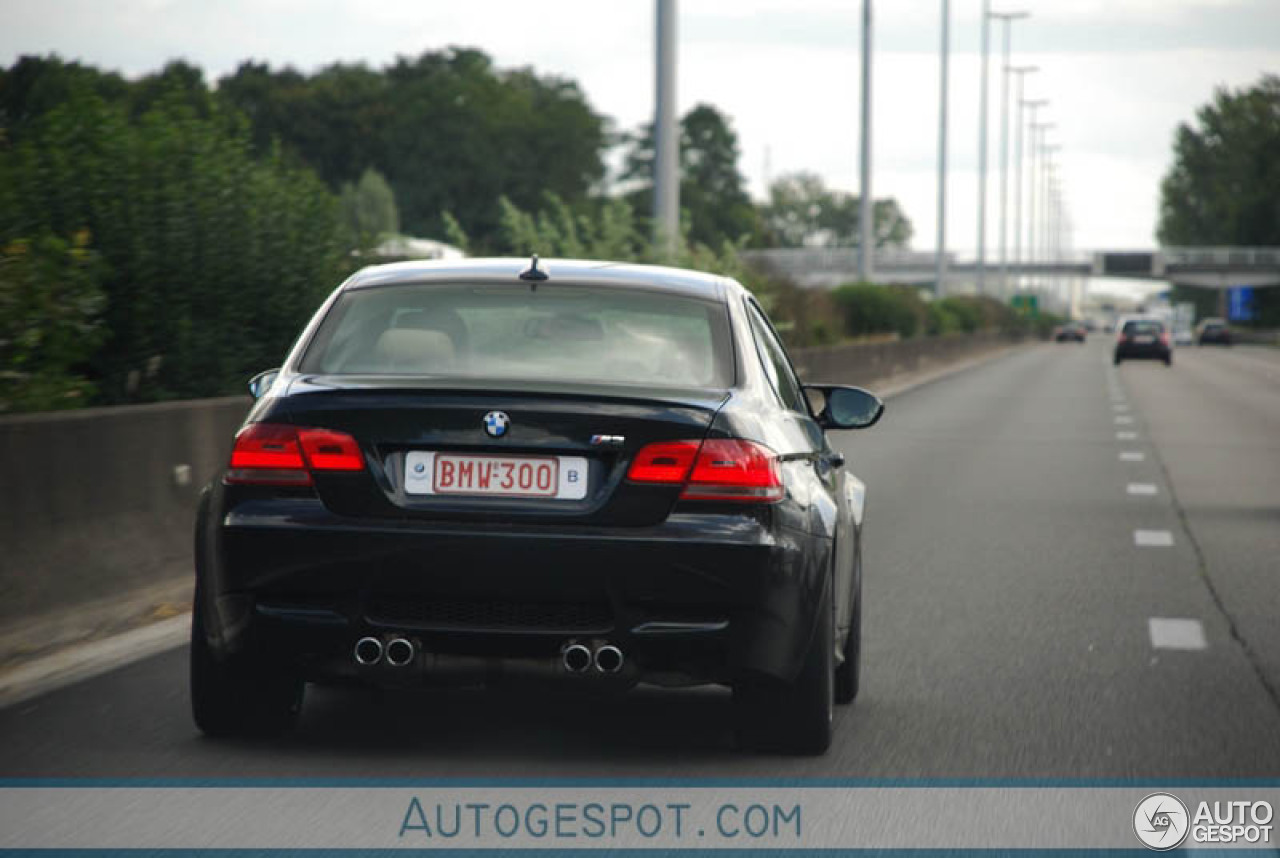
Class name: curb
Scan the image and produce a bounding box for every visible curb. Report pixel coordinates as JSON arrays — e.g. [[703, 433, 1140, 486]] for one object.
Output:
[[0, 613, 191, 710]]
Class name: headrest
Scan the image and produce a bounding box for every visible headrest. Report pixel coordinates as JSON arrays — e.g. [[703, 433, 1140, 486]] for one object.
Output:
[[373, 328, 456, 372]]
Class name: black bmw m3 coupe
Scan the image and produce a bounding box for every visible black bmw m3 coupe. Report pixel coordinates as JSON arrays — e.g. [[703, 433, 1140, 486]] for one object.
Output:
[[192, 257, 883, 754]]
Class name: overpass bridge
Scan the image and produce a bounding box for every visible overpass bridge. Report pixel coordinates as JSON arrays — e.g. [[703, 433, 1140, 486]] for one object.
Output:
[[743, 247, 1280, 291]]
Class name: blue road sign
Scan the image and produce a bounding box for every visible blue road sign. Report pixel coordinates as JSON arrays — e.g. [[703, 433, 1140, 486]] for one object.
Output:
[[1227, 287, 1256, 322]]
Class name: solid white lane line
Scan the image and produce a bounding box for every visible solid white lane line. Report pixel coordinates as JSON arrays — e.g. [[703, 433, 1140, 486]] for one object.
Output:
[[1117, 431, 1138, 441], [1115, 416, 1134, 424], [1134, 529, 1174, 547], [1149, 618, 1208, 651], [1128, 483, 1158, 496], [1119, 451, 1146, 462]]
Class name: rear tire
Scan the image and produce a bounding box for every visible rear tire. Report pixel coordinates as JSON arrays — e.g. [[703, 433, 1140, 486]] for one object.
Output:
[[734, 579, 834, 756], [190, 584, 303, 738], [1113, 355, 1122, 365], [834, 593, 861, 704], [835, 551, 862, 705], [1164, 355, 1173, 367]]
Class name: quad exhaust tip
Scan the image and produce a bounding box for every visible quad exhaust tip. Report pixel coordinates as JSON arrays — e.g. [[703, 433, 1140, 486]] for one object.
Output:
[[594, 644, 624, 674], [385, 637, 415, 667], [354, 636, 383, 666], [562, 643, 592, 674]]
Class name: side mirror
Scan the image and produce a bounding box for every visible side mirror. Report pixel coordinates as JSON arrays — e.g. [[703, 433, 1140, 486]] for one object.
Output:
[[247, 368, 280, 399], [806, 384, 884, 430]]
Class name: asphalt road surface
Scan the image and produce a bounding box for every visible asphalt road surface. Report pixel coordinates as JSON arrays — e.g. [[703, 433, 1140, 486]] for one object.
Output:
[[2, 340, 1277, 778]]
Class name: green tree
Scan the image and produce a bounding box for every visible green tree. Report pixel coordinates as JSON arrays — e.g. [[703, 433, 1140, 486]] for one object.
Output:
[[217, 49, 608, 246], [1158, 75, 1280, 325], [0, 55, 129, 144], [0, 231, 105, 412], [340, 167, 400, 250], [1158, 75, 1280, 246], [621, 103, 761, 249], [0, 87, 347, 403], [763, 171, 913, 249]]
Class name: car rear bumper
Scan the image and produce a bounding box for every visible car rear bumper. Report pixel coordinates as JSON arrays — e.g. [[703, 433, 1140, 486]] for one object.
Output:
[[1114, 343, 1170, 360], [196, 494, 830, 686]]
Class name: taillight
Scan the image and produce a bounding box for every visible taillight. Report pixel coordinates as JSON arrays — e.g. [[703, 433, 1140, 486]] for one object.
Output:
[[298, 428, 364, 471], [626, 440, 700, 483], [684, 439, 784, 502], [226, 423, 364, 485], [1159, 332, 1170, 345], [627, 438, 784, 503]]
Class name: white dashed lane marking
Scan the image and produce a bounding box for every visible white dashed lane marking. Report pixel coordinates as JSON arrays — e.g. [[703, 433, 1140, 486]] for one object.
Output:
[[1134, 529, 1175, 547], [1127, 483, 1158, 496], [1115, 416, 1134, 424], [1117, 431, 1138, 441], [1149, 618, 1208, 651], [1119, 451, 1146, 462]]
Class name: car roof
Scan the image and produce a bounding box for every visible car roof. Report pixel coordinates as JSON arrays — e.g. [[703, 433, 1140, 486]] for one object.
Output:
[[343, 257, 742, 303]]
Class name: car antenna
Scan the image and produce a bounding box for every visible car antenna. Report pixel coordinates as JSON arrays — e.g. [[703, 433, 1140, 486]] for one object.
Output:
[[519, 254, 549, 290]]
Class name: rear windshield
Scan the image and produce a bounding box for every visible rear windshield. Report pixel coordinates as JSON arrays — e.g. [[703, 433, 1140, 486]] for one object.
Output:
[[298, 283, 733, 388], [1122, 320, 1164, 335]]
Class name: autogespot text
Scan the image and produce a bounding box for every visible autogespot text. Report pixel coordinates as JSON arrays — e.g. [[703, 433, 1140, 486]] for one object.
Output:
[[398, 798, 802, 842]]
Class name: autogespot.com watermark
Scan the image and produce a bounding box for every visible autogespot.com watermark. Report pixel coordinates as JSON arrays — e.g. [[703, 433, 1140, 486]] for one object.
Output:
[[1134, 792, 1274, 850], [398, 797, 801, 843]]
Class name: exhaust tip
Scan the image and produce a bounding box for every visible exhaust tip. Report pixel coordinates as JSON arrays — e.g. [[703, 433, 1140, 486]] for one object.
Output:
[[354, 636, 383, 666], [385, 637, 415, 667], [594, 644, 624, 674], [562, 643, 592, 674]]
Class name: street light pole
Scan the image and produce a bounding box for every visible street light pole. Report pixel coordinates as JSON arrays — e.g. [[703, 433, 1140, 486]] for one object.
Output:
[[975, 0, 990, 294], [1041, 144, 1060, 293], [1020, 100, 1046, 293], [935, 0, 949, 296], [858, 0, 874, 282], [653, 0, 679, 258], [1010, 78, 1039, 296], [989, 10, 1029, 300], [1029, 120, 1053, 293]]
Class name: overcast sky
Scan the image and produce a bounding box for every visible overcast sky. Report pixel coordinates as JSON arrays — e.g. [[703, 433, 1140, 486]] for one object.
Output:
[[4, 0, 1279, 257]]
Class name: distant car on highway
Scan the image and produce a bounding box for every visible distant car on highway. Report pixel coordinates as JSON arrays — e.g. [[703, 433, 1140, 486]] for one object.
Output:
[[1053, 322, 1087, 343], [1114, 317, 1172, 366], [1196, 317, 1232, 346], [191, 257, 884, 755]]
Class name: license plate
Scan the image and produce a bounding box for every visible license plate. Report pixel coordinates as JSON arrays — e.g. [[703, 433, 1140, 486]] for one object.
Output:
[[404, 452, 589, 499], [1134, 335, 1155, 344]]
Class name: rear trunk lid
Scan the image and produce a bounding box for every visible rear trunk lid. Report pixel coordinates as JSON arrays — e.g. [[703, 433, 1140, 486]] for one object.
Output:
[[277, 375, 728, 527]]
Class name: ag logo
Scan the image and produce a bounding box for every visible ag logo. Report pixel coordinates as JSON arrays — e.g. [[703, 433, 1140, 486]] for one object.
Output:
[[1134, 793, 1189, 850], [483, 411, 510, 438]]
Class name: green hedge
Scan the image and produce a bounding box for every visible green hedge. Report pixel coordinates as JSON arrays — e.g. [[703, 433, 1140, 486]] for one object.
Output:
[[0, 88, 349, 406]]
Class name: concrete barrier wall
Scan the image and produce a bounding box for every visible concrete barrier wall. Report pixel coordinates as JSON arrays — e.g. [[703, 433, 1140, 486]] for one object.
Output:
[[791, 330, 1020, 389], [0, 331, 1021, 631], [0, 397, 250, 627]]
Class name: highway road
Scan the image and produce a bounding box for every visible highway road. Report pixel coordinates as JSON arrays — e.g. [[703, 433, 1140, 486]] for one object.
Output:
[[1, 340, 1277, 778]]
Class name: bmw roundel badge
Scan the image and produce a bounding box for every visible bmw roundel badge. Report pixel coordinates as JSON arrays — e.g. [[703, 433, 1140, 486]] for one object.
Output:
[[483, 411, 510, 438]]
